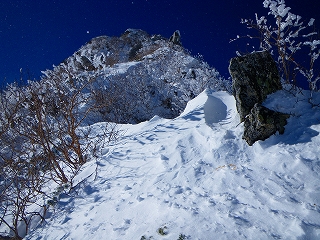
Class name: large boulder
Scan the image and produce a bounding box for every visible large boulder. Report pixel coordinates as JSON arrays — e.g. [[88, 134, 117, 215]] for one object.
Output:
[[229, 51, 282, 121], [243, 104, 290, 146], [229, 51, 290, 145]]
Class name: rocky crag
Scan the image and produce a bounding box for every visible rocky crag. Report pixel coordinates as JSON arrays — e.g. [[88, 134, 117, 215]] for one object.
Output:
[[229, 51, 289, 145]]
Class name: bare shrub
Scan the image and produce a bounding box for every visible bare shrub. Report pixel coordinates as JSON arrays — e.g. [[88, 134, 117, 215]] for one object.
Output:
[[0, 87, 48, 239], [131, 44, 162, 61], [0, 63, 120, 238], [233, 0, 320, 91], [104, 55, 119, 67]]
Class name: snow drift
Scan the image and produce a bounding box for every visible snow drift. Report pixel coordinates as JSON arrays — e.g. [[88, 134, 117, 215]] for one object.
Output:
[[25, 88, 320, 239]]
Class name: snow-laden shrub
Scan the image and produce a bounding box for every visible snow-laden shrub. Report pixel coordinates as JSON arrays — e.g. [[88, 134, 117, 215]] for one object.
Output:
[[76, 30, 231, 124], [235, 0, 320, 91], [0, 65, 120, 239], [91, 47, 229, 124]]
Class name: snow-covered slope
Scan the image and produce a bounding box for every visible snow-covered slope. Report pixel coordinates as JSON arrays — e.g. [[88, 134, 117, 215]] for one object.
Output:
[[26, 89, 320, 239], [39, 29, 230, 124]]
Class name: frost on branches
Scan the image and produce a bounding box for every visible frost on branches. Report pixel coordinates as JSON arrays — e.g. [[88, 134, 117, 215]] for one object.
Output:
[[237, 0, 320, 91]]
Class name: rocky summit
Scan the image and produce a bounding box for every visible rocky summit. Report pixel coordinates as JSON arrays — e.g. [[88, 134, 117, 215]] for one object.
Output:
[[41, 29, 230, 124]]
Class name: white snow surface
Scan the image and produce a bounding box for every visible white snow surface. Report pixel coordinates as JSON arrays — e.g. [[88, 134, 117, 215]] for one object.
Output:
[[26, 89, 320, 240]]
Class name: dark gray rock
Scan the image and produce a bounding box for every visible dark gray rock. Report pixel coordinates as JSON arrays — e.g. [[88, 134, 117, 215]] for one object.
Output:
[[229, 51, 282, 122], [80, 56, 95, 71], [169, 30, 182, 45], [243, 104, 290, 146]]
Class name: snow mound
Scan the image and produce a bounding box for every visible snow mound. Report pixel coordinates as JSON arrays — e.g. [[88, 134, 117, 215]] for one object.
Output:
[[26, 90, 320, 240], [204, 95, 227, 124]]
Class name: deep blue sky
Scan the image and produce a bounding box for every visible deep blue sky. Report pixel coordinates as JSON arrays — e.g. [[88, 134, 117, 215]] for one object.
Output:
[[1, 0, 320, 85]]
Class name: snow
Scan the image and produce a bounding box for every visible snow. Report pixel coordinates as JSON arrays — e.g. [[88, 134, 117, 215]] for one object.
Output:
[[25, 89, 320, 239]]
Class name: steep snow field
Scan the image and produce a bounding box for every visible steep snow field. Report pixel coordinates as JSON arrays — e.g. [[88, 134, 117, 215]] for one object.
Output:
[[26, 89, 320, 239]]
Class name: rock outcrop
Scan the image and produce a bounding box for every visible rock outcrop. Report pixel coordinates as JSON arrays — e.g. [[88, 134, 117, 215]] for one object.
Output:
[[229, 51, 282, 122], [243, 104, 290, 146], [169, 30, 182, 45], [229, 51, 289, 145]]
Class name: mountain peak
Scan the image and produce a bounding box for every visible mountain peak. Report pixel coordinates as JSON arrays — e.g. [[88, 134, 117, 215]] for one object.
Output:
[[39, 29, 230, 123], [121, 28, 150, 39]]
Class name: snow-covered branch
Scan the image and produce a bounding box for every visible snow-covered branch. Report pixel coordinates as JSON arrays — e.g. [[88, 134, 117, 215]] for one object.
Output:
[[236, 0, 320, 91]]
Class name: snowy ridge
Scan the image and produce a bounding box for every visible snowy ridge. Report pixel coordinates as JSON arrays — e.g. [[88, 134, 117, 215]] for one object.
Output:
[[26, 89, 320, 239], [38, 29, 230, 124]]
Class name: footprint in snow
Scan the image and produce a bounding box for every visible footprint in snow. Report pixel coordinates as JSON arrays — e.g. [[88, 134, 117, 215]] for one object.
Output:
[[160, 154, 169, 160]]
